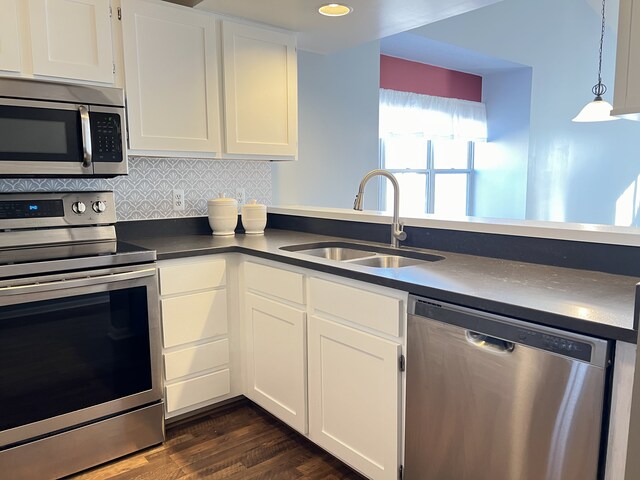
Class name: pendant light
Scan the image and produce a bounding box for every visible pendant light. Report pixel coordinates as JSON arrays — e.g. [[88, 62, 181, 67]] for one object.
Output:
[[572, 0, 619, 122]]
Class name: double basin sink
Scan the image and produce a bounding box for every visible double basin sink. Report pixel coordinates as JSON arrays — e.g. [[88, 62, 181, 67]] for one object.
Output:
[[280, 241, 445, 269]]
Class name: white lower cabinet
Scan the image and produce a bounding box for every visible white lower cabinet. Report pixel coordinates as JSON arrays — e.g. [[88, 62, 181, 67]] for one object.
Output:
[[165, 369, 231, 413], [156, 255, 404, 477], [308, 315, 401, 480], [244, 292, 307, 433], [241, 259, 406, 480], [159, 256, 231, 418]]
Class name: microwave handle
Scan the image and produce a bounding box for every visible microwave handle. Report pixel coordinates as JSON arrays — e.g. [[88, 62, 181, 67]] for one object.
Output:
[[79, 105, 92, 168]]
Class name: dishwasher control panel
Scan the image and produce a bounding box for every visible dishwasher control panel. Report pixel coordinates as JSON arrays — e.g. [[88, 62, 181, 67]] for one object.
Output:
[[514, 328, 592, 362]]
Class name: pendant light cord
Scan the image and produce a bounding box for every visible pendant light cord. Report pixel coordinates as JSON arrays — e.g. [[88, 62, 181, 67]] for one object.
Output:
[[594, 0, 607, 97]]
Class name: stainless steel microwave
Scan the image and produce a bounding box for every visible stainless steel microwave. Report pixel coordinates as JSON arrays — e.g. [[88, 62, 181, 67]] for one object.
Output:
[[0, 78, 127, 177]]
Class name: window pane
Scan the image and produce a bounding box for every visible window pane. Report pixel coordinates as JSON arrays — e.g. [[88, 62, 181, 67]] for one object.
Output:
[[432, 138, 469, 169], [433, 174, 468, 217], [385, 172, 427, 216], [382, 134, 428, 170]]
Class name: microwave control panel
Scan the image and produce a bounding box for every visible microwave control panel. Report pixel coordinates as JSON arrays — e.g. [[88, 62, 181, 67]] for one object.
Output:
[[90, 112, 123, 162]]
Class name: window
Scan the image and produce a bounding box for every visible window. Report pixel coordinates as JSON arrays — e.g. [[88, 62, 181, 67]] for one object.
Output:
[[382, 135, 474, 217], [379, 88, 486, 217]]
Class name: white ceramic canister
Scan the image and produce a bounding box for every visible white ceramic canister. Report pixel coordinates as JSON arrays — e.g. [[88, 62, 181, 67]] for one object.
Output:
[[241, 199, 267, 235], [207, 194, 238, 236]]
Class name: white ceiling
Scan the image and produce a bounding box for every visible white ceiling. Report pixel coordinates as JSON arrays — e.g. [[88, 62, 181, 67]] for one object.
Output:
[[193, 0, 503, 54]]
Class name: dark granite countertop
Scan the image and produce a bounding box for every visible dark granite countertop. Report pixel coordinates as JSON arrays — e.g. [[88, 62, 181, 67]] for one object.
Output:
[[124, 228, 640, 343]]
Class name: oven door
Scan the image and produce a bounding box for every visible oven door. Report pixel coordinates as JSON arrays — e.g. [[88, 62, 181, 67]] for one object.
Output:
[[0, 99, 127, 177], [0, 264, 161, 449]]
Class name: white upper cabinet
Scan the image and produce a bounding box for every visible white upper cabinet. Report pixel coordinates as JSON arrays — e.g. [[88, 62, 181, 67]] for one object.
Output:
[[121, 0, 221, 153], [28, 0, 115, 83], [613, 0, 640, 119], [119, 1, 297, 158], [0, 0, 21, 73], [221, 21, 297, 158]]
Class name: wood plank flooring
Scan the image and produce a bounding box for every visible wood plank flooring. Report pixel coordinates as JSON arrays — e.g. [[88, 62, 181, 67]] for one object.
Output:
[[69, 400, 367, 480]]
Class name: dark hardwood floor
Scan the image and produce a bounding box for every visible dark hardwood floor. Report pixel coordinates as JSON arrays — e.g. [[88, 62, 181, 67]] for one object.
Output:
[[69, 400, 367, 479]]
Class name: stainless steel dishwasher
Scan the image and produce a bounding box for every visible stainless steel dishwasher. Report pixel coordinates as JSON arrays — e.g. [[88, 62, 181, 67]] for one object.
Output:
[[405, 296, 611, 480]]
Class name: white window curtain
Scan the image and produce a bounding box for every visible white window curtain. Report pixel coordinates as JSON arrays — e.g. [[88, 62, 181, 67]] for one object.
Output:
[[379, 88, 487, 141]]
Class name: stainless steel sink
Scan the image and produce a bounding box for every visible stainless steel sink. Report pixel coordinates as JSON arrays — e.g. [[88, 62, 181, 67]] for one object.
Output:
[[280, 242, 444, 269], [295, 246, 376, 261], [348, 255, 426, 268]]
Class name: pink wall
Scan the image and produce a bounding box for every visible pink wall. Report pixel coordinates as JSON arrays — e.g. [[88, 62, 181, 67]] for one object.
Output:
[[380, 55, 482, 102]]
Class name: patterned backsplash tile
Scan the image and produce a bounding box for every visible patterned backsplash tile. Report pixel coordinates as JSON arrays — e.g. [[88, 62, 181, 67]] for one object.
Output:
[[0, 157, 272, 221]]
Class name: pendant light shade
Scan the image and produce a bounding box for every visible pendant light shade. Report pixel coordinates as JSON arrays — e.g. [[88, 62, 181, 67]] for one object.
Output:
[[573, 98, 618, 122], [572, 0, 619, 123]]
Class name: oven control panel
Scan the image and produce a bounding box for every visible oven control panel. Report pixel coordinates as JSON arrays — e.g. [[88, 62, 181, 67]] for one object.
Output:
[[0, 199, 64, 219], [0, 191, 116, 228]]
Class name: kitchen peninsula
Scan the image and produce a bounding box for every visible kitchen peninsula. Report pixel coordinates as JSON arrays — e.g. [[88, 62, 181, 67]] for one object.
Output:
[[116, 205, 640, 480]]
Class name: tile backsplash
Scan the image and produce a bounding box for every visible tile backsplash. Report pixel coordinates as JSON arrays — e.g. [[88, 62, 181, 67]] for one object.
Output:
[[0, 157, 272, 221]]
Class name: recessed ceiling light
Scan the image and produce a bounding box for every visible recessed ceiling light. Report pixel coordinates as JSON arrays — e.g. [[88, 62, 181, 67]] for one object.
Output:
[[318, 3, 353, 17]]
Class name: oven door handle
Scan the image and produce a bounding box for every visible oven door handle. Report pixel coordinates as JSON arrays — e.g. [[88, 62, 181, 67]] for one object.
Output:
[[79, 104, 93, 169], [0, 268, 156, 296]]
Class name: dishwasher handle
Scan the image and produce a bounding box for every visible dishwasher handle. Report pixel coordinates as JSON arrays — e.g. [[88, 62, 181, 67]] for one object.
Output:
[[466, 330, 515, 354]]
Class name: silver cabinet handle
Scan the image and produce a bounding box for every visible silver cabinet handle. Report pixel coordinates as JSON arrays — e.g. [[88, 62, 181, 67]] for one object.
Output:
[[79, 105, 92, 168], [0, 268, 156, 297]]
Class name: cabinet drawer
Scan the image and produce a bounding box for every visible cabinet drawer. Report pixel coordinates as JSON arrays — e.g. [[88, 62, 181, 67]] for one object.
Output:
[[159, 259, 226, 295], [162, 290, 227, 348], [164, 339, 229, 381], [165, 369, 230, 413], [245, 262, 304, 304], [309, 278, 402, 337]]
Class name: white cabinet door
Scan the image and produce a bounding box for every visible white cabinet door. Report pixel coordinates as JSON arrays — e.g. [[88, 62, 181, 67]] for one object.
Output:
[[308, 315, 401, 480], [121, 0, 221, 153], [28, 0, 114, 83], [613, 0, 640, 119], [0, 0, 21, 72], [222, 21, 297, 157], [245, 292, 307, 433]]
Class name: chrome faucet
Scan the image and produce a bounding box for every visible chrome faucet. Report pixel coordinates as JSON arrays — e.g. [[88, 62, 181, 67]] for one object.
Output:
[[353, 169, 407, 248]]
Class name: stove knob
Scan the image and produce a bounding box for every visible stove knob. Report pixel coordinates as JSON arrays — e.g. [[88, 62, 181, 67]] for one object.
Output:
[[72, 201, 86, 214], [92, 201, 107, 213]]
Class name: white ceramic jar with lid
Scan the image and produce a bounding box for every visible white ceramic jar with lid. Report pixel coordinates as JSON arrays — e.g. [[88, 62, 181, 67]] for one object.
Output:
[[207, 194, 238, 236], [241, 199, 267, 235]]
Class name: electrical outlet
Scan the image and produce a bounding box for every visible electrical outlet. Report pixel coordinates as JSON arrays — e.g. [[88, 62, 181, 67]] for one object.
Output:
[[234, 188, 246, 206], [172, 189, 185, 211]]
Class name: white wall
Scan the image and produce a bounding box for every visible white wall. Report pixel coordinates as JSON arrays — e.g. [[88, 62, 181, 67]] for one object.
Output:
[[272, 41, 381, 210], [412, 0, 640, 225], [473, 67, 532, 219]]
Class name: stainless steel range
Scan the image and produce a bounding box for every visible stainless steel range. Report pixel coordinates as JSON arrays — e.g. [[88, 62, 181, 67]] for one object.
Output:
[[0, 191, 164, 480]]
